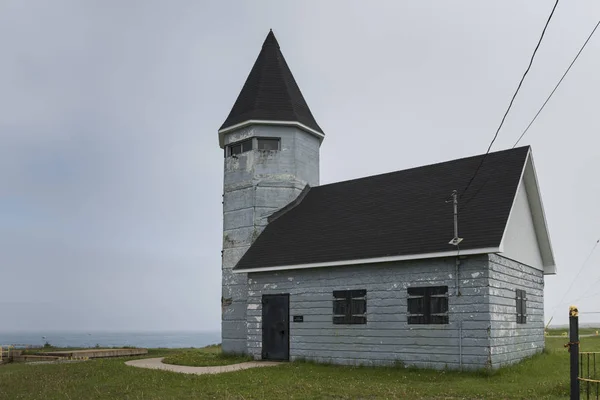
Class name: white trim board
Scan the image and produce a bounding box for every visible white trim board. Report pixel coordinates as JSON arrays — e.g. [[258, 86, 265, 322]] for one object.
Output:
[[232, 247, 500, 273], [498, 148, 556, 275], [218, 120, 325, 147]]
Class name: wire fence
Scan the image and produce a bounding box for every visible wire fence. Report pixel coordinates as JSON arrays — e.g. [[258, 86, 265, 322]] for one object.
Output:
[[580, 352, 600, 399], [0, 345, 14, 363]]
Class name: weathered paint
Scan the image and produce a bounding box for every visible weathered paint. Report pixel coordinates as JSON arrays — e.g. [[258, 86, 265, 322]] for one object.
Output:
[[247, 256, 493, 369], [488, 254, 544, 367], [221, 124, 321, 354], [245, 254, 544, 369]]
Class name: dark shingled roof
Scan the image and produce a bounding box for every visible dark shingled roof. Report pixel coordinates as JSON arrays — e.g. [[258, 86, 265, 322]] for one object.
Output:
[[234, 146, 531, 271], [219, 30, 323, 134]]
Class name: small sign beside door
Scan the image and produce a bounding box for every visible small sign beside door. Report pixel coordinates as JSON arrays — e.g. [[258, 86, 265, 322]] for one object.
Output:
[[293, 315, 304, 322]]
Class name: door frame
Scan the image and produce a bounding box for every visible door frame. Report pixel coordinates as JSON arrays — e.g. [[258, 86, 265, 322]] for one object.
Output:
[[261, 293, 290, 361]]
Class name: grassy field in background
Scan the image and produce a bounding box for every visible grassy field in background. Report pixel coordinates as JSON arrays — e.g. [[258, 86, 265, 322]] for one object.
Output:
[[1, 337, 598, 399], [546, 327, 600, 336]]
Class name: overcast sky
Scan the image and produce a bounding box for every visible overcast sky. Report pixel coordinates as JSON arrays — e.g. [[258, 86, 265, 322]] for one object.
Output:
[[1, 0, 599, 333]]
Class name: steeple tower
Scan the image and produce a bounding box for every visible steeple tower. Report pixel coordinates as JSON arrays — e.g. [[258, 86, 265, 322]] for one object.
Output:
[[219, 30, 324, 354], [218, 30, 324, 146]]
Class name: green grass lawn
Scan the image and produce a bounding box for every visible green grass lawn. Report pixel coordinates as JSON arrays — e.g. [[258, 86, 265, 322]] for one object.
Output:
[[0, 337, 596, 399], [162, 344, 253, 367]]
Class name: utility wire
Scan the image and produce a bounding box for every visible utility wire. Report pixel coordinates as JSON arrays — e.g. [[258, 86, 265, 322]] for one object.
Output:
[[565, 239, 600, 303], [460, 0, 560, 201], [513, 19, 600, 148], [461, 17, 600, 211], [569, 289, 600, 303], [547, 239, 599, 323]]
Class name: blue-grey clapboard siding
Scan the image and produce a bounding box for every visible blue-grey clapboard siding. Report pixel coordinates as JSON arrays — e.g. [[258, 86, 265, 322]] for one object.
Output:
[[247, 255, 493, 369], [488, 254, 545, 367], [246, 254, 545, 369], [221, 124, 320, 354]]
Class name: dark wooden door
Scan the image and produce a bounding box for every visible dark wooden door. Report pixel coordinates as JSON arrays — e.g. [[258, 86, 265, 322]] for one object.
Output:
[[262, 294, 289, 361]]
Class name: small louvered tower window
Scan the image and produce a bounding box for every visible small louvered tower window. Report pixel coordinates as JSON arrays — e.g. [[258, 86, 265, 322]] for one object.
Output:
[[257, 138, 280, 151]]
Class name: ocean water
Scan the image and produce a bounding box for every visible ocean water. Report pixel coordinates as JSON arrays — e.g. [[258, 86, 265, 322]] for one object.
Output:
[[0, 331, 221, 349]]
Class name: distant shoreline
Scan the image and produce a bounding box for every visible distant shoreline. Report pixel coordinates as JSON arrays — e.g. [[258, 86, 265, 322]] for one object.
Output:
[[0, 331, 221, 349]]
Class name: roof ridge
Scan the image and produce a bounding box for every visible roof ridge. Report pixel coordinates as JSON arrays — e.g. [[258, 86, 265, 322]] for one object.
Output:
[[279, 53, 302, 124], [268, 184, 312, 223], [252, 37, 271, 113], [316, 146, 531, 190]]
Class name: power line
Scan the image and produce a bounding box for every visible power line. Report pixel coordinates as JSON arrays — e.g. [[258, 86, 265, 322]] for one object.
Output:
[[460, 0, 560, 201], [547, 239, 599, 323], [461, 17, 600, 211], [513, 19, 600, 148], [569, 289, 600, 303], [565, 239, 600, 303]]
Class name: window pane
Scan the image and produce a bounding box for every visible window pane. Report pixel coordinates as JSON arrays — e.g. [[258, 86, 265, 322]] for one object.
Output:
[[429, 286, 448, 296], [241, 140, 253, 153], [408, 297, 424, 315], [333, 299, 347, 316], [351, 299, 366, 315], [257, 138, 280, 151], [230, 144, 242, 155], [333, 300, 348, 315], [429, 296, 448, 314]]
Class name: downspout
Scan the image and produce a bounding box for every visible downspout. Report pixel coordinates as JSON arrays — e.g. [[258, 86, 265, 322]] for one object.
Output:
[[253, 183, 257, 235], [456, 256, 460, 296], [459, 319, 463, 369]]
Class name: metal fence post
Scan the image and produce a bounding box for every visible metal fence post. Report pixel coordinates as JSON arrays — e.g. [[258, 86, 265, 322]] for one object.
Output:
[[570, 305, 580, 400]]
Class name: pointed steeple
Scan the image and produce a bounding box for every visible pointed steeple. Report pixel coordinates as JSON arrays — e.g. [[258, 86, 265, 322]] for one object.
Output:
[[219, 30, 324, 138]]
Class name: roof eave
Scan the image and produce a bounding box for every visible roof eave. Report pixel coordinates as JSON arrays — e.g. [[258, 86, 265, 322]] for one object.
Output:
[[218, 119, 325, 148], [232, 246, 500, 273]]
